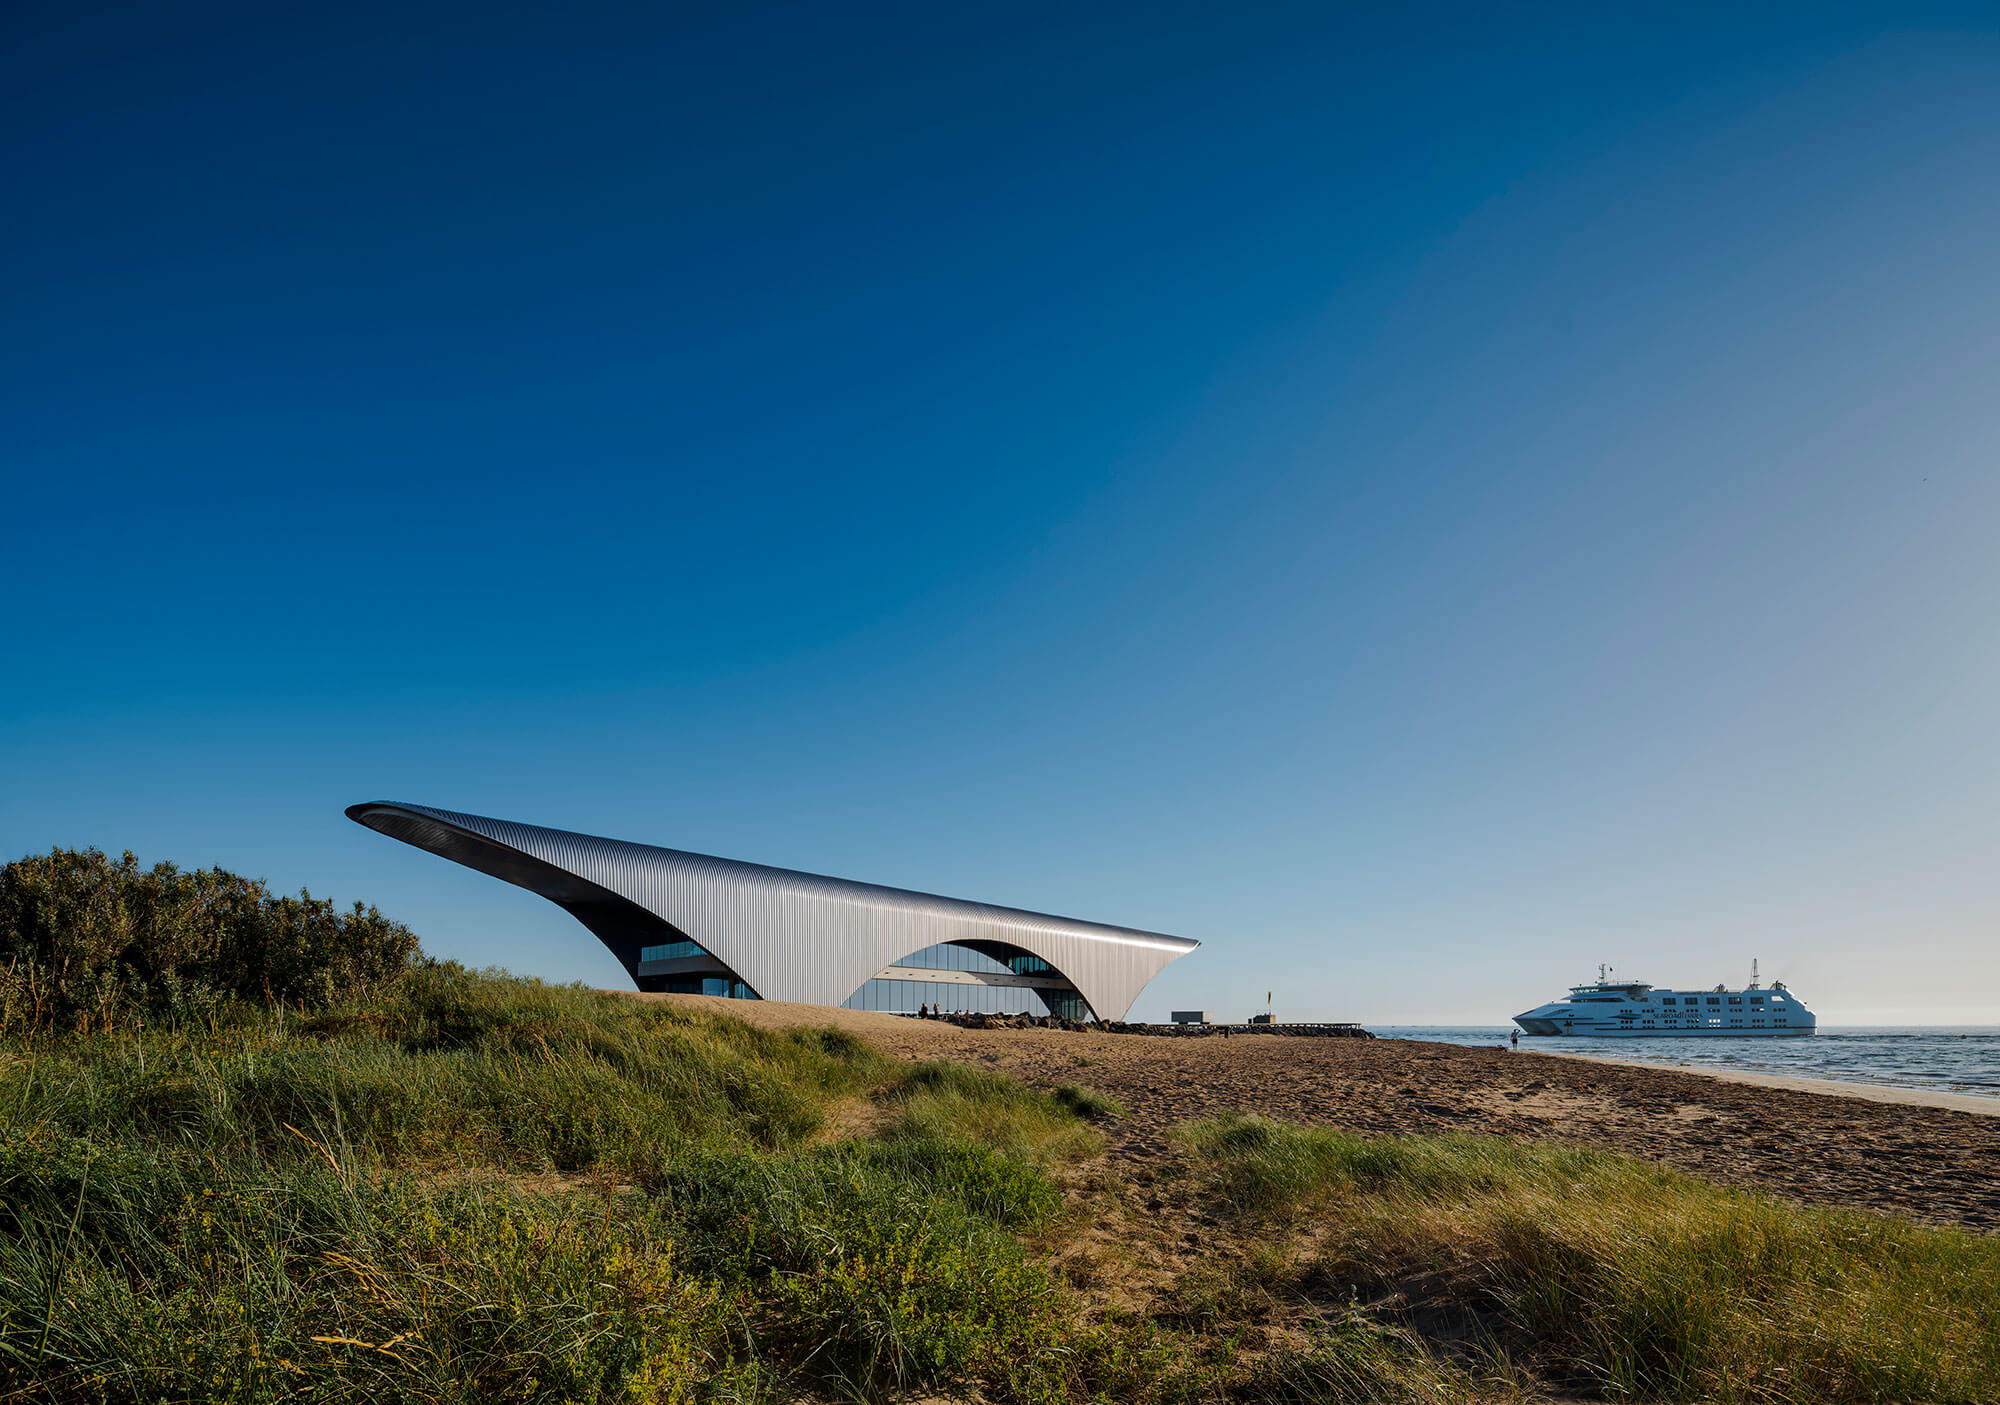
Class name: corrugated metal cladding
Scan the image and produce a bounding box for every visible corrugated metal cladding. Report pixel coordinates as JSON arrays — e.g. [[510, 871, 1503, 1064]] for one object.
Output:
[[345, 801, 1199, 1022]]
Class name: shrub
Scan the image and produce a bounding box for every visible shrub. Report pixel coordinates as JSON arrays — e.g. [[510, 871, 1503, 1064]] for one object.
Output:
[[0, 847, 418, 1030]]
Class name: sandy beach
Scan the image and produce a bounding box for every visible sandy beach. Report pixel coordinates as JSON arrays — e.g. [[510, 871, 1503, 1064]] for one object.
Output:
[[651, 994, 2000, 1232]]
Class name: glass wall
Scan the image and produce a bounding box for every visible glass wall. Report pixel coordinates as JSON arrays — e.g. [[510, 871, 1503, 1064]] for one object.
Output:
[[641, 938, 1079, 1014], [841, 942, 1073, 1016], [639, 940, 707, 963], [655, 976, 758, 999], [641, 940, 757, 999]]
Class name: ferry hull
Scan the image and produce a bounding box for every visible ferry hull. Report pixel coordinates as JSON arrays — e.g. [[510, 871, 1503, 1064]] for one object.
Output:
[[1513, 1025, 1816, 1039]]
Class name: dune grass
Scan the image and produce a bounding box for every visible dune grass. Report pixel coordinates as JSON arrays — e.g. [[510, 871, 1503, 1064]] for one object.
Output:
[[0, 968, 1140, 1404], [881, 1059, 1109, 1167], [2, 966, 1991, 1403], [1180, 1112, 2000, 1403]]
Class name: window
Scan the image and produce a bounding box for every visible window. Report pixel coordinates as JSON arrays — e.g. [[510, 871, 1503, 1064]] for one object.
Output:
[[640, 940, 707, 963], [1662, 997, 1677, 1006], [1707, 997, 1721, 1006], [843, 977, 1046, 1016], [841, 942, 1067, 1017], [657, 976, 757, 1000]]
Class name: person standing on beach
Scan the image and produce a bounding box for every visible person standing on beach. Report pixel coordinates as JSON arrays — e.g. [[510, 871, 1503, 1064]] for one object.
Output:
[[1510, 1029, 1519, 1048]]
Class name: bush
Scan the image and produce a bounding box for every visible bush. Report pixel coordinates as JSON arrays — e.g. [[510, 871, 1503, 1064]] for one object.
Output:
[[0, 847, 418, 1030]]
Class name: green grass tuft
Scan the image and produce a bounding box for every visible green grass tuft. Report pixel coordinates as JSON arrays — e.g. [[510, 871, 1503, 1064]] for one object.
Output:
[[1052, 1083, 1125, 1121], [1182, 1112, 2000, 1403], [0, 972, 1170, 1404], [3, 962, 1988, 1404], [882, 1060, 1107, 1165]]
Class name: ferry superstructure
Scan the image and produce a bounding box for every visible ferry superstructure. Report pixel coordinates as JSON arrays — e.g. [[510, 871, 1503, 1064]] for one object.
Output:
[[1513, 963, 1815, 1038]]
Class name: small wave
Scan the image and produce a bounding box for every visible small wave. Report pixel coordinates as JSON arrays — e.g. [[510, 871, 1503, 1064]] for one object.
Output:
[[1388, 1026, 2000, 1099]]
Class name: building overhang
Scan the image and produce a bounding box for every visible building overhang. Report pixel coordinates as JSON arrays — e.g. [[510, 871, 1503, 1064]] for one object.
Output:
[[346, 801, 1198, 1021]]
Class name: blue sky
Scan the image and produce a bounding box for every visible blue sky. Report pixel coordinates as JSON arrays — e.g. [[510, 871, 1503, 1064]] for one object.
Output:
[[5, 3, 1997, 1023]]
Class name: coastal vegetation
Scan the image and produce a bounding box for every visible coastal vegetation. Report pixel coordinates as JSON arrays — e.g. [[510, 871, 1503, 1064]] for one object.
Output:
[[0, 847, 417, 1030], [0, 849, 1993, 1402], [1179, 1113, 2000, 1402], [0, 967, 1119, 1402]]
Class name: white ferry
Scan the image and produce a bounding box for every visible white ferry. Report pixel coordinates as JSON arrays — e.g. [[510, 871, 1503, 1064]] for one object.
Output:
[[1513, 963, 1815, 1038]]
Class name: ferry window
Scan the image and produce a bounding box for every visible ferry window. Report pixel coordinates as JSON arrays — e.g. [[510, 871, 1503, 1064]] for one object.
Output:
[[1750, 997, 1764, 1006], [1662, 997, 1676, 1006], [1728, 997, 1742, 1005], [1706, 997, 1721, 1006]]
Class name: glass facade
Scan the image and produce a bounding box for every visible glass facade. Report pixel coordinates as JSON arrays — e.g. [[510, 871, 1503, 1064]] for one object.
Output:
[[641, 938, 1080, 1015], [640, 940, 757, 999], [639, 940, 707, 963], [840, 942, 1083, 1018], [656, 976, 759, 999]]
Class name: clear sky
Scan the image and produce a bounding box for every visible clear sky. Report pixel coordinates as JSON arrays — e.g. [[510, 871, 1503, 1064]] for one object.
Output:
[[5, 3, 1997, 1024]]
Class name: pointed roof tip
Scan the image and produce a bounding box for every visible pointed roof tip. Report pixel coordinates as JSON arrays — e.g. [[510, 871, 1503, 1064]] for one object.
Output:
[[344, 800, 1197, 953]]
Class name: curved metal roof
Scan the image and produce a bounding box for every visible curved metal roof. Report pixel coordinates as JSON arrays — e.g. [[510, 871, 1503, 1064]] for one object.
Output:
[[346, 801, 1198, 1021]]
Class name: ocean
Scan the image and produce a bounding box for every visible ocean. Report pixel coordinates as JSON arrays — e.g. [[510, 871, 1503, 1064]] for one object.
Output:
[[1372, 1026, 2000, 1103]]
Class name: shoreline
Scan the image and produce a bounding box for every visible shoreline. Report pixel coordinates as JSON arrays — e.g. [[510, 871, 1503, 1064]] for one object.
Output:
[[1537, 1048, 2000, 1117], [646, 994, 2000, 1229], [658, 996, 2000, 1118]]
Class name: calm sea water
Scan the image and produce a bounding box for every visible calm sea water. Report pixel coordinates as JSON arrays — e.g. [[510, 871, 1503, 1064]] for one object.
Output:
[[1372, 1026, 2000, 1102]]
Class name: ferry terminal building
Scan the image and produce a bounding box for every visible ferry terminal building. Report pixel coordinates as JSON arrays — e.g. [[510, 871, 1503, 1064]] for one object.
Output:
[[346, 801, 1199, 1023]]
